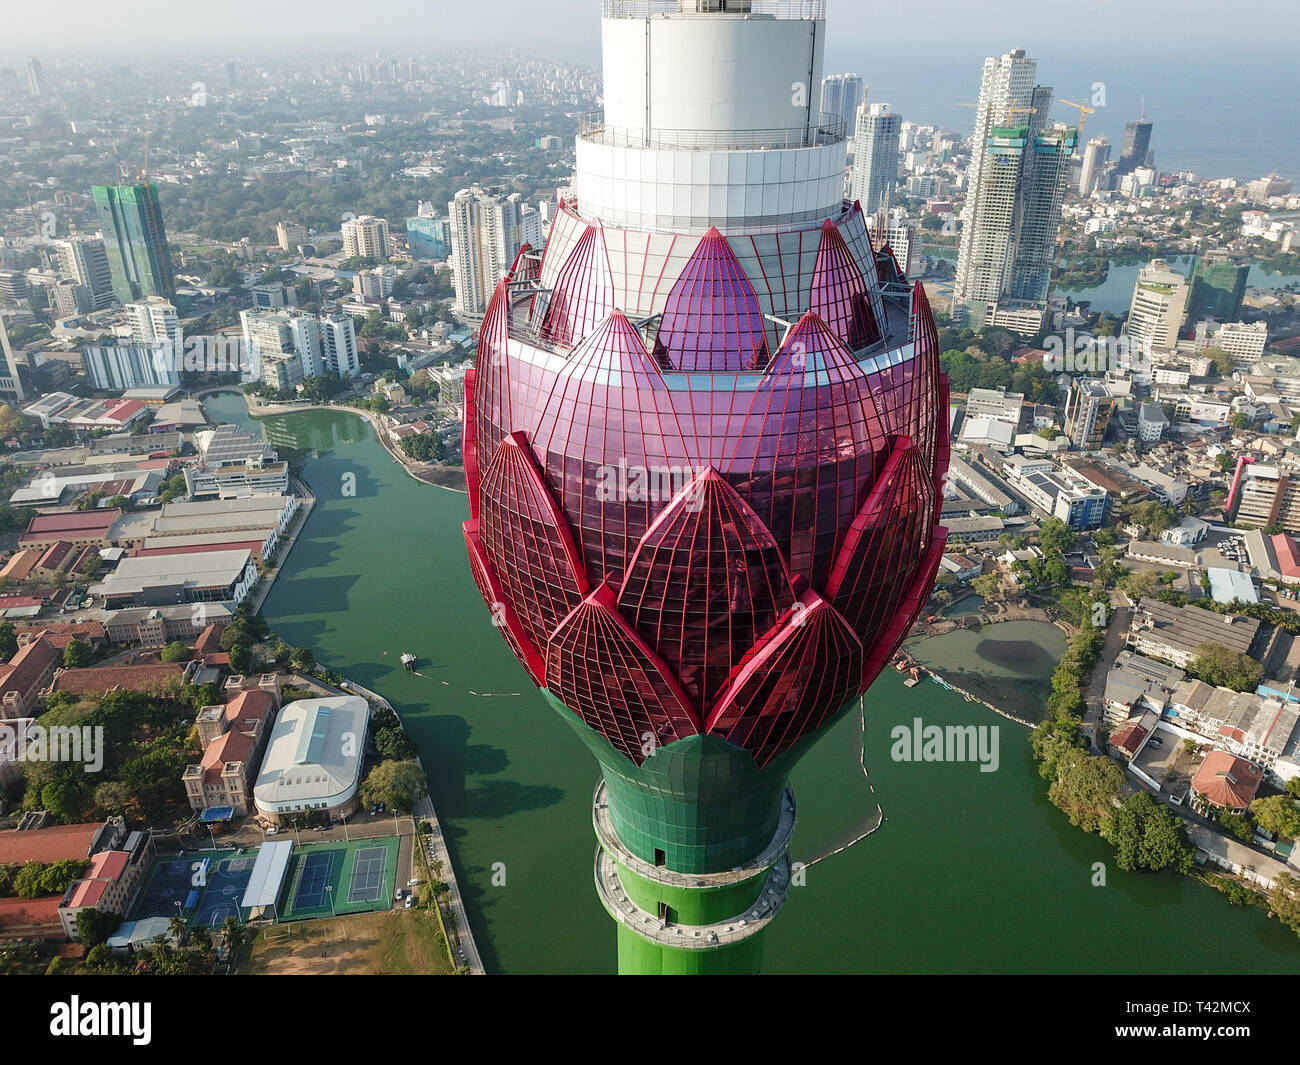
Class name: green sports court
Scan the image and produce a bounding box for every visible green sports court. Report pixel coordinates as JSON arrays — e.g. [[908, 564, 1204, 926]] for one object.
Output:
[[277, 836, 400, 922], [129, 836, 400, 928]]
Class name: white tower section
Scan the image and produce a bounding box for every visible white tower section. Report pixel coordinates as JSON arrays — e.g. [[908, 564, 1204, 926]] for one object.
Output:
[[577, 1, 845, 234]]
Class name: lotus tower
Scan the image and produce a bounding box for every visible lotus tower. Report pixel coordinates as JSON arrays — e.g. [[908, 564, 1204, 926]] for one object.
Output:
[[462, 0, 950, 974]]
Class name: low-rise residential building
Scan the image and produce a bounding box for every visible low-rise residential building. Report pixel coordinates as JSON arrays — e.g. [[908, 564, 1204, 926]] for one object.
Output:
[[1128, 599, 1260, 669], [1102, 649, 1186, 727], [1191, 750, 1263, 812], [1169, 679, 1298, 780], [0, 635, 62, 718], [58, 833, 156, 940], [942, 514, 1005, 544]]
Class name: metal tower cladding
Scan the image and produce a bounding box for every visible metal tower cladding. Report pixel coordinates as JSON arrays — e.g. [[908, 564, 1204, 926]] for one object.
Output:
[[461, 0, 950, 975]]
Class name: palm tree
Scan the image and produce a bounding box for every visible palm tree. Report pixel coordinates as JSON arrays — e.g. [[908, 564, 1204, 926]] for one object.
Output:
[[168, 913, 188, 945]]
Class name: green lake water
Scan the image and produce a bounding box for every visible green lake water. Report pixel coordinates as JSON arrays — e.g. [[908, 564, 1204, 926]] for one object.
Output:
[[205, 394, 1300, 974]]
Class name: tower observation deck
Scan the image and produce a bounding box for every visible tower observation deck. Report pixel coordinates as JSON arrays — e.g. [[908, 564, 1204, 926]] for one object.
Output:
[[461, 0, 950, 974]]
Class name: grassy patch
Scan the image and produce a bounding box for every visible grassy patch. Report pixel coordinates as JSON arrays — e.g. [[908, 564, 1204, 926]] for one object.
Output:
[[244, 908, 455, 975]]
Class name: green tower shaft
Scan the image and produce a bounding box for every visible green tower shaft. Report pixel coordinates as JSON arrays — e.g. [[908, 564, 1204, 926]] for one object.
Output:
[[545, 691, 801, 975]]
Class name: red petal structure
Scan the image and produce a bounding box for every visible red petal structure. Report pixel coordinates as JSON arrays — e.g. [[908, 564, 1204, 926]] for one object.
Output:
[[618, 468, 795, 710], [547, 583, 701, 766], [706, 589, 863, 767], [539, 222, 615, 348], [809, 219, 882, 350], [724, 311, 888, 589], [479, 431, 590, 657], [824, 436, 935, 651], [464, 193, 951, 766], [463, 518, 547, 685], [652, 228, 770, 372], [529, 310, 696, 587], [509, 242, 540, 284]]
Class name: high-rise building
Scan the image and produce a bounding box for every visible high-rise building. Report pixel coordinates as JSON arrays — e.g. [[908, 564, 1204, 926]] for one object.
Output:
[[952, 49, 1077, 333], [849, 102, 901, 214], [54, 235, 118, 310], [341, 215, 389, 259], [26, 58, 46, 98], [1064, 377, 1116, 451], [1187, 250, 1249, 324], [1077, 135, 1109, 197], [92, 182, 176, 304], [127, 296, 182, 355], [319, 311, 358, 379], [448, 185, 524, 317], [224, 61, 237, 89], [241, 309, 338, 387], [83, 339, 180, 391], [1123, 259, 1189, 354], [463, 0, 948, 975], [820, 73, 863, 131], [0, 317, 26, 402], [1117, 118, 1153, 174], [276, 221, 308, 253], [867, 207, 917, 277]]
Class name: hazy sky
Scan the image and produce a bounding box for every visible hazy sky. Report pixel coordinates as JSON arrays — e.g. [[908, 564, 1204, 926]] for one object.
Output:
[[4, 0, 1296, 63]]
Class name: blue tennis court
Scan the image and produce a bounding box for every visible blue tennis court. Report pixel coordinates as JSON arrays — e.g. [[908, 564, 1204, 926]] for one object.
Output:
[[292, 851, 335, 910]]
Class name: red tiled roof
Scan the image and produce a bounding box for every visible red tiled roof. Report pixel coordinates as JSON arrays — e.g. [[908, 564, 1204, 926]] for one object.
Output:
[[1110, 720, 1150, 758], [1193, 751, 1264, 810], [1273, 534, 1300, 580], [193, 624, 225, 656], [0, 893, 63, 931], [35, 541, 74, 572], [132, 540, 264, 558], [51, 662, 185, 697], [0, 636, 60, 700], [200, 689, 275, 784], [21, 510, 121, 537], [15, 620, 105, 643], [0, 822, 99, 864]]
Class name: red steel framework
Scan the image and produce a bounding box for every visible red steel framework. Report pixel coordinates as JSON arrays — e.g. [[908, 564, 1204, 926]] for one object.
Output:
[[464, 200, 950, 770]]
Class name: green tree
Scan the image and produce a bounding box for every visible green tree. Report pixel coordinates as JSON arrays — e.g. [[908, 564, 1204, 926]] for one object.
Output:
[[1270, 872, 1300, 938], [360, 759, 428, 813], [62, 640, 92, 668], [1250, 795, 1300, 839], [1038, 517, 1077, 556], [289, 647, 316, 673], [76, 907, 121, 947], [0, 620, 16, 659], [1218, 811, 1255, 842], [159, 641, 191, 663], [1189, 642, 1265, 692], [971, 573, 999, 601], [375, 726, 417, 761], [228, 643, 252, 675], [1047, 749, 1123, 832], [1101, 791, 1196, 873], [1229, 412, 1250, 430]]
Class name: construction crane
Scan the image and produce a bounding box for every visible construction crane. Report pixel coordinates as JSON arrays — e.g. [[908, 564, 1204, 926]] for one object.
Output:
[[1059, 98, 1095, 138], [1005, 105, 1038, 126]]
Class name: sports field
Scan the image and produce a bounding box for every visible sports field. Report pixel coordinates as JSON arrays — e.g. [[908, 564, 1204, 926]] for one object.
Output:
[[278, 837, 400, 922], [131, 850, 258, 929]]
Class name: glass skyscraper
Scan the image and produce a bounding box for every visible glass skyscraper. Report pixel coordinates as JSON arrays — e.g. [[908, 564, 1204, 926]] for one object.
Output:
[[92, 182, 176, 305]]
